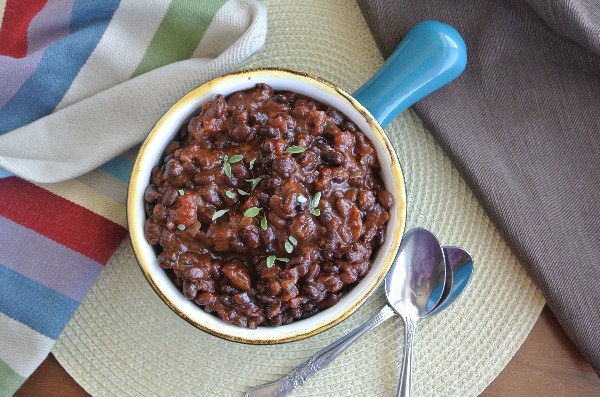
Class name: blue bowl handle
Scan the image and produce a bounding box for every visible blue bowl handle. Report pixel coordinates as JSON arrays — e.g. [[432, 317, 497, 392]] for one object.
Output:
[[353, 20, 467, 129]]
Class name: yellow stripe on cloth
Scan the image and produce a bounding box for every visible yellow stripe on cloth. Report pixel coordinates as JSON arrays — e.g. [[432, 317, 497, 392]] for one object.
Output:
[[36, 180, 126, 228], [0, 0, 6, 32], [77, 170, 128, 204]]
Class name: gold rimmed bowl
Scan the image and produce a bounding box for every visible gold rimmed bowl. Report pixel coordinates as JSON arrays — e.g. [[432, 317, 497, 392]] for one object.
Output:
[[127, 21, 466, 344]]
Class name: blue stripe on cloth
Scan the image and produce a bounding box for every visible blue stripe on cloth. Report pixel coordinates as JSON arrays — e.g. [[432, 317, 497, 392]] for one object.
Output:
[[99, 155, 133, 184], [0, 216, 103, 302], [0, 0, 121, 135], [0, 168, 14, 178], [0, 264, 79, 340]]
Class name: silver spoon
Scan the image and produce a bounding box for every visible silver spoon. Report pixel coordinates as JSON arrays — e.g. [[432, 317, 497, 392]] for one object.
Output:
[[246, 228, 454, 397], [387, 227, 445, 397], [425, 246, 473, 318]]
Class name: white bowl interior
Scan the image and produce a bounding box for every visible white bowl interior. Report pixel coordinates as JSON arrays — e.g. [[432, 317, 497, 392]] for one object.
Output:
[[129, 71, 403, 342]]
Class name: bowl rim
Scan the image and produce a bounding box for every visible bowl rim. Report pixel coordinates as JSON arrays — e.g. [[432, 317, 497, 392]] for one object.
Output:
[[127, 67, 407, 344]]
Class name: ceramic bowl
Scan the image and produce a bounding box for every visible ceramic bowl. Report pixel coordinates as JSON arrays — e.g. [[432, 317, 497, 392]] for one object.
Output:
[[127, 21, 466, 344]]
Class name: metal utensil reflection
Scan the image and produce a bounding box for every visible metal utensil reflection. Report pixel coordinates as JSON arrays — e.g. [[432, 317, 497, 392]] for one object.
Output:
[[424, 247, 474, 318], [385, 228, 445, 397]]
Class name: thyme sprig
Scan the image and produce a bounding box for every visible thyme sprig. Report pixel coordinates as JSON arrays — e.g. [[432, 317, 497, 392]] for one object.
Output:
[[223, 154, 243, 178]]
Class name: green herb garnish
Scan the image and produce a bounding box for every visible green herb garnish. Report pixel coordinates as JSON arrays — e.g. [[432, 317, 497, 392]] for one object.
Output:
[[297, 195, 307, 203], [223, 154, 243, 178], [212, 209, 229, 221], [311, 191, 322, 216], [285, 145, 305, 154], [228, 154, 244, 163], [285, 235, 298, 252], [178, 189, 185, 196], [249, 158, 256, 170], [312, 192, 321, 208], [243, 207, 261, 218], [284, 241, 294, 253], [261, 214, 268, 230], [266, 255, 290, 268], [247, 177, 262, 190], [177, 224, 186, 231], [238, 189, 250, 196], [225, 190, 236, 199], [224, 162, 232, 178]]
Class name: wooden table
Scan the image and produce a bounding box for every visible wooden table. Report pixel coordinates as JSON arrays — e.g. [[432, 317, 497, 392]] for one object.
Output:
[[15, 306, 600, 396]]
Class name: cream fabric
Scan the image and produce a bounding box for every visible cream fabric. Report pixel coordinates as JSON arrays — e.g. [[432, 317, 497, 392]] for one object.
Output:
[[0, 314, 54, 378], [53, 0, 545, 396]]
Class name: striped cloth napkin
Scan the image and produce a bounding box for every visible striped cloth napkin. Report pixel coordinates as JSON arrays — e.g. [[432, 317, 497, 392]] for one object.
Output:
[[0, 0, 266, 394]]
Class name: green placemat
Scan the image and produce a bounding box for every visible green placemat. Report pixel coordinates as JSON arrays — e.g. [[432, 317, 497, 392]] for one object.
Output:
[[53, 0, 545, 395]]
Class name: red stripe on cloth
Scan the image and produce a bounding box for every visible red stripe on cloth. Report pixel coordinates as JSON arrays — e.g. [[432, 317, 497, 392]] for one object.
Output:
[[0, 177, 127, 264], [0, 0, 48, 58]]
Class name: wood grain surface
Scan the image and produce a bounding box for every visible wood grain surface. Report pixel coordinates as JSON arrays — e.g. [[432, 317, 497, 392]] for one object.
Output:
[[14, 306, 600, 396]]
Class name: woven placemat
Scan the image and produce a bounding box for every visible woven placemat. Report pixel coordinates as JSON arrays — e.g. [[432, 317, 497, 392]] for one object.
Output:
[[53, 0, 545, 395]]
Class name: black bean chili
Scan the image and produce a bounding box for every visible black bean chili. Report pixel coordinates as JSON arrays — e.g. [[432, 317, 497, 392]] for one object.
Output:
[[144, 84, 394, 328]]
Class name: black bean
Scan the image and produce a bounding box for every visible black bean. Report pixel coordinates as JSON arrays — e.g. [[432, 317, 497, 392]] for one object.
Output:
[[260, 226, 275, 245], [193, 173, 215, 186], [273, 157, 296, 179], [322, 148, 344, 165], [378, 191, 394, 208], [230, 125, 255, 142], [183, 281, 198, 300], [240, 227, 260, 249], [260, 125, 281, 138], [326, 108, 344, 126], [157, 250, 178, 269], [144, 220, 161, 245], [144, 184, 161, 203], [249, 111, 268, 126], [166, 159, 184, 177], [161, 188, 178, 206]]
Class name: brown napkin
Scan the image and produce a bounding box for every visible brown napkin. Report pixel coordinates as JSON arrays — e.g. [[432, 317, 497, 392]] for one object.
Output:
[[357, 0, 600, 374]]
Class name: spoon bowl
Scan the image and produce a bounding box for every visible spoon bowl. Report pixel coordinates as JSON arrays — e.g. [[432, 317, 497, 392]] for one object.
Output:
[[425, 246, 474, 317], [385, 228, 446, 318]]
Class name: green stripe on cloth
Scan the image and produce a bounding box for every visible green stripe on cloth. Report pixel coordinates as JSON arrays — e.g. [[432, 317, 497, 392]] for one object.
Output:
[[132, 0, 228, 77], [0, 358, 26, 397]]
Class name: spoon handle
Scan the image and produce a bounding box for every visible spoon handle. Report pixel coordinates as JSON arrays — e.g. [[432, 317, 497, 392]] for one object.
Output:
[[397, 316, 418, 397], [245, 305, 396, 397]]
